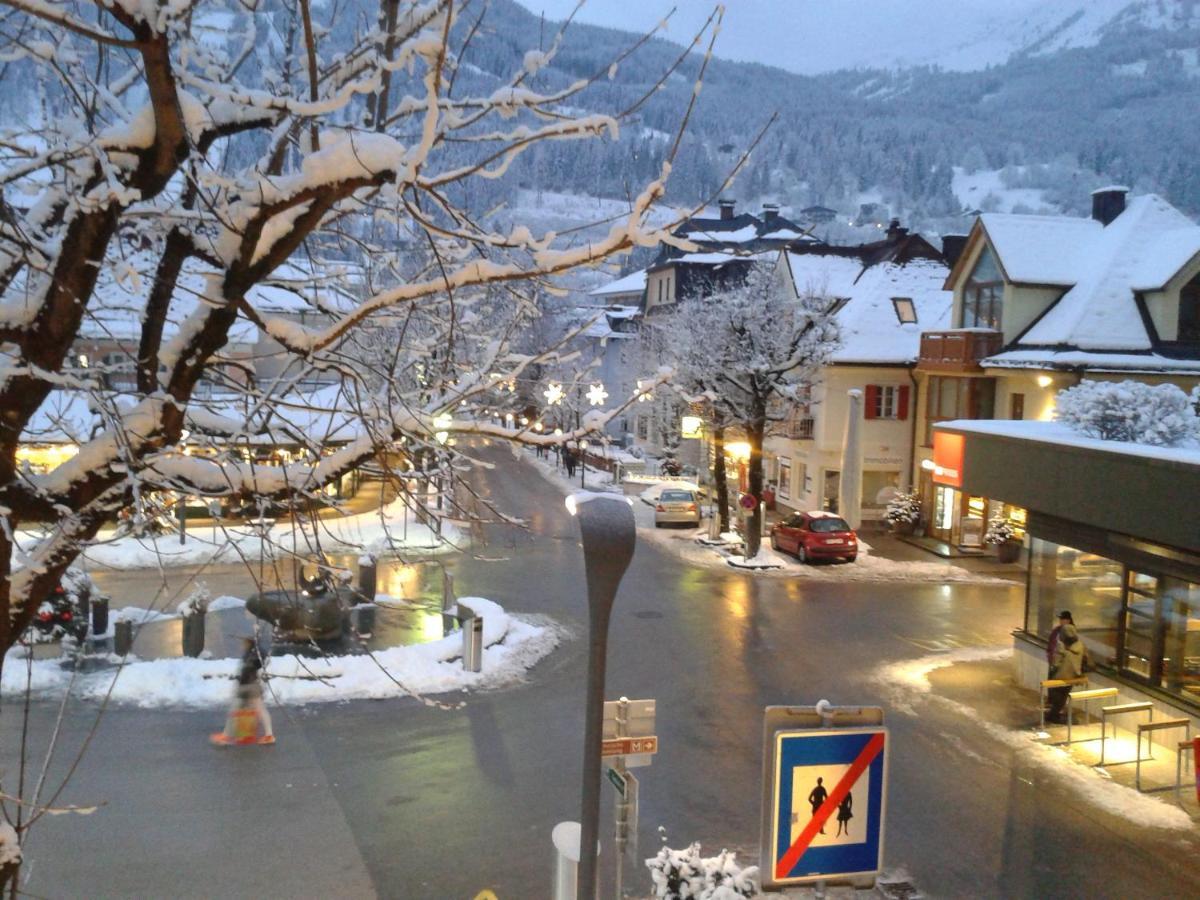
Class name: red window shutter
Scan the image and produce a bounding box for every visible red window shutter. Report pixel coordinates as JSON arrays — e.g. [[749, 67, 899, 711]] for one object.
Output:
[[897, 385, 910, 420], [864, 385, 879, 419]]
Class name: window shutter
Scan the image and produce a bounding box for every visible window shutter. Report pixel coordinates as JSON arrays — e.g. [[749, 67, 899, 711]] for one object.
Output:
[[897, 385, 910, 420], [864, 384, 879, 419]]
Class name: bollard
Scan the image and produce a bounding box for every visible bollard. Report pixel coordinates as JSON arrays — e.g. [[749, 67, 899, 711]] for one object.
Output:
[[459, 600, 483, 673], [182, 610, 205, 657], [551, 821, 581, 900], [358, 557, 377, 602], [91, 596, 109, 637], [355, 604, 375, 638], [114, 619, 133, 656]]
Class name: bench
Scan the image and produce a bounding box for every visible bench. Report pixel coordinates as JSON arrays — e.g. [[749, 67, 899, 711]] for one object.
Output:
[[1098, 701, 1153, 766], [1176, 739, 1197, 800], [1062, 687, 1119, 745], [1039, 676, 1088, 730], [1136, 719, 1192, 792]]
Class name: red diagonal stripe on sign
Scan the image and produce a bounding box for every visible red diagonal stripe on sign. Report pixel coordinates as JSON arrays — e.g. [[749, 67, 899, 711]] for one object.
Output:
[[775, 732, 885, 881]]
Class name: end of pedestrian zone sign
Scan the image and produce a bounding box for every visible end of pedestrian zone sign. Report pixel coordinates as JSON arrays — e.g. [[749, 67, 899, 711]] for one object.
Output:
[[759, 707, 888, 891]]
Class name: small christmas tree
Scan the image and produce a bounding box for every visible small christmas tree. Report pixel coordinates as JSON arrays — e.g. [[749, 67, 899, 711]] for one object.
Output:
[[885, 491, 921, 527], [984, 513, 1017, 546]]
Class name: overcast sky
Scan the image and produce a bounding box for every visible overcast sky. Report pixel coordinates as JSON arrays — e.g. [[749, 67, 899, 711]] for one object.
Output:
[[513, 0, 1115, 74]]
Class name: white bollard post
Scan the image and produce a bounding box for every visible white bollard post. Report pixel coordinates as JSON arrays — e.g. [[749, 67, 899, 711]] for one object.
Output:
[[552, 821, 581, 900]]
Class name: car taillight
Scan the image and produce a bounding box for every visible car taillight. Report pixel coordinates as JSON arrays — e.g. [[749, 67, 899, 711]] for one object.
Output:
[[686, 504, 697, 512], [656, 505, 665, 512]]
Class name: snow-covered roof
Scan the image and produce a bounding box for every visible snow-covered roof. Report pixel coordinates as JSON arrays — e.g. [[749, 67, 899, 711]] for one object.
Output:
[[977, 213, 1101, 285], [680, 224, 759, 244], [589, 269, 646, 297], [936, 419, 1200, 468], [580, 305, 640, 340], [1017, 195, 1200, 350], [782, 252, 952, 365], [982, 349, 1200, 375]]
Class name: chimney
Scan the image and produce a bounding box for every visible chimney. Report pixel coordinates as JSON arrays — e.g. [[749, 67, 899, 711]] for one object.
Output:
[[718, 198, 736, 221], [941, 234, 968, 267], [761, 202, 780, 226], [886, 218, 908, 240], [1091, 186, 1128, 226]]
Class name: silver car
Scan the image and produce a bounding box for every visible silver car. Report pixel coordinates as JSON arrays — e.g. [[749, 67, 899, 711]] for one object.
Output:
[[654, 489, 701, 527]]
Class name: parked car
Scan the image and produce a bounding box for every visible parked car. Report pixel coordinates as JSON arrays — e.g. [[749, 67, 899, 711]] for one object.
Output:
[[654, 489, 701, 528], [770, 511, 858, 563]]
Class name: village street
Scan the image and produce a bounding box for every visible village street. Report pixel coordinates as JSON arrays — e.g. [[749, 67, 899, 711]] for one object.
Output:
[[5, 447, 1198, 899]]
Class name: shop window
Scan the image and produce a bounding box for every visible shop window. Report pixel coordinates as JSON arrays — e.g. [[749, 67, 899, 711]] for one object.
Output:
[[865, 385, 909, 420], [778, 458, 791, 500], [863, 471, 901, 510], [1027, 539, 1123, 666]]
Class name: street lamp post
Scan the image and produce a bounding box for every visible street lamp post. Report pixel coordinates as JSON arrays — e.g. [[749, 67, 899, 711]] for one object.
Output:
[[566, 493, 636, 900]]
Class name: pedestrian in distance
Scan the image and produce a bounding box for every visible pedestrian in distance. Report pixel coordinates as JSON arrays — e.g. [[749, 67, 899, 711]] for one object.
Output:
[[1046, 609, 1073, 675], [212, 637, 275, 746], [563, 444, 577, 478], [836, 791, 853, 837], [808, 777, 828, 833], [1047, 618, 1085, 724]]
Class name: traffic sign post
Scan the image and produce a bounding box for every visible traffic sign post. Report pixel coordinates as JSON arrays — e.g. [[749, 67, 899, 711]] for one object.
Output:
[[759, 704, 887, 892], [603, 697, 655, 899]]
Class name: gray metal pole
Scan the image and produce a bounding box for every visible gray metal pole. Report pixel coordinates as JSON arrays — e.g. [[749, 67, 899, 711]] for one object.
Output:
[[571, 496, 636, 900]]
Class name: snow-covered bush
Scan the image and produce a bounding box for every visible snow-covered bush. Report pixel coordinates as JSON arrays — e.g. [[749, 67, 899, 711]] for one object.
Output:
[[885, 491, 922, 526], [1055, 380, 1199, 446], [646, 843, 759, 899], [178, 583, 211, 618], [985, 513, 1017, 546]]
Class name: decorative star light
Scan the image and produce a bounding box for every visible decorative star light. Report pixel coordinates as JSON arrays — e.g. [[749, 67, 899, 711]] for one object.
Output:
[[586, 383, 609, 407], [543, 382, 564, 405], [636, 379, 653, 403]]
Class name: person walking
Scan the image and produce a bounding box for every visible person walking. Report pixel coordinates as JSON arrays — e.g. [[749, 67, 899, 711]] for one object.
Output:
[[1047, 618, 1085, 724], [808, 777, 829, 833], [836, 791, 853, 837], [212, 638, 275, 745], [563, 444, 577, 478]]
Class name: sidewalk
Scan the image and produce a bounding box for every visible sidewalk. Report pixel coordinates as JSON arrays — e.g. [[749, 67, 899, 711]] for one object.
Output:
[[918, 653, 1199, 825]]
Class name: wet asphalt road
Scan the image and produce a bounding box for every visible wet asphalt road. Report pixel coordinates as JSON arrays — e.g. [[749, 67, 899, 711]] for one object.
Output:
[[4, 444, 1199, 899]]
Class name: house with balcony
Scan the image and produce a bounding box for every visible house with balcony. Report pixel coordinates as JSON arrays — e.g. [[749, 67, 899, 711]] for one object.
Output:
[[913, 187, 1200, 550], [764, 225, 953, 523]]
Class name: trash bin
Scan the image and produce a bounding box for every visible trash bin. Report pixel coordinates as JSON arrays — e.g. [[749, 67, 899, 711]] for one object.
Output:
[[459, 601, 483, 673], [355, 605, 375, 638], [91, 596, 109, 637], [114, 619, 134, 656], [181, 611, 205, 657]]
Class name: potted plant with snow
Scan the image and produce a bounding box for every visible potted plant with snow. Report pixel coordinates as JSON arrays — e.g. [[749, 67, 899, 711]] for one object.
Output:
[[985, 513, 1022, 563], [885, 491, 922, 535]]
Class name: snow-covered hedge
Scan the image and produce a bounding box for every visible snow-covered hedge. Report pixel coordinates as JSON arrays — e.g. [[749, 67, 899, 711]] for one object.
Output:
[[1055, 380, 1199, 446], [885, 491, 921, 525], [646, 844, 758, 899]]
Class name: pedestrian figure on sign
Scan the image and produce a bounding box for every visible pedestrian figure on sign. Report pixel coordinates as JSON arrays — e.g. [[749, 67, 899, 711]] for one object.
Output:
[[808, 777, 828, 833], [836, 791, 853, 837], [212, 638, 275, 746]]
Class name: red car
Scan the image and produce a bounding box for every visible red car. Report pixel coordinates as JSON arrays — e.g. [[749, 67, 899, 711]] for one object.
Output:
[[770, 511, 858, 563]]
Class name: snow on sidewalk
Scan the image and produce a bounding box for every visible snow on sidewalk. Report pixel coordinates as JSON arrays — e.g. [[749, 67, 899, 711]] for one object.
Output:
[[17, 498, 460, 571], [2, 598, 560, 707], [873, 646, 1195, 832]]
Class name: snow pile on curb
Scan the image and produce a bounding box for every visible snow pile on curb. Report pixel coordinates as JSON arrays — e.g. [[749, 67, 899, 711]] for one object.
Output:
[[18, 499, 460, 571], [2, 597, 559, 707], [873, 647, 1195, 832]]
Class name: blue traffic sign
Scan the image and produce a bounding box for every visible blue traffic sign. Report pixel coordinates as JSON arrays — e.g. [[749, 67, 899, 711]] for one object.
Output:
[[767, 727, 888, 885]]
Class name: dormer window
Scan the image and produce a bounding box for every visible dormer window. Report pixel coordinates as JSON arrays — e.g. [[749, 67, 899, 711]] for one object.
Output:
[[962, 246, 1004, 330], [892, 297, 917, 324]]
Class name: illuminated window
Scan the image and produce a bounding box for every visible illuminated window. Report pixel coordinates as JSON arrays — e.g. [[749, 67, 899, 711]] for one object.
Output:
[[891, 297, 917, 324]]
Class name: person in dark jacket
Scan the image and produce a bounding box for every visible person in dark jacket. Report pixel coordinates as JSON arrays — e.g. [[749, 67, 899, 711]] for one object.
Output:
[[1047, 621, 1085, 724]]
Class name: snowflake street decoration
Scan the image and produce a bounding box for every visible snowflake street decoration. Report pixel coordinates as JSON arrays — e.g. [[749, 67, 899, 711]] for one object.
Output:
[[544, 382, 565, 406], [587, 383, 609, 407], [636, 379, 653, 402]]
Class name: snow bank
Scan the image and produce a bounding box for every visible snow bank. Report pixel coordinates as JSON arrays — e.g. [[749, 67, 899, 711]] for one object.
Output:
[[873, 647, 1195, 832], [2, 598, 560, 708], [19, 499, 460, 571]]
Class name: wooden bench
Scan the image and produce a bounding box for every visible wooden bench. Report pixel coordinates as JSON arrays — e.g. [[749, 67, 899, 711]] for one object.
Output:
[[1136, 719, 1192, 792], [1039, 676, 1088, 730], [1098, 701, 1153, 766], [1063, 687, 1118, 745]]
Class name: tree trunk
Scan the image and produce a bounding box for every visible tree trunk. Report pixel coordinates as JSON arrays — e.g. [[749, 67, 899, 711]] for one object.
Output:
[[745, 417, 766, 559], [712, 425, 729, 534]]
